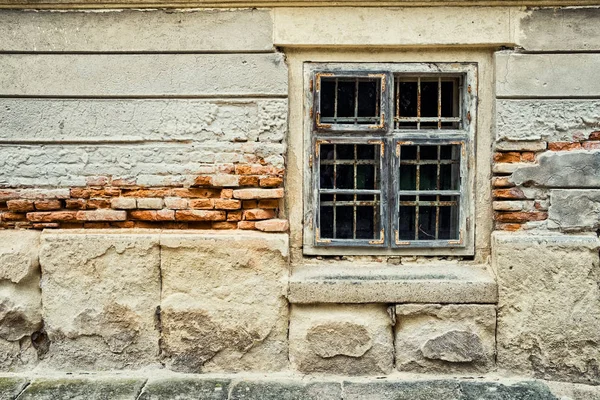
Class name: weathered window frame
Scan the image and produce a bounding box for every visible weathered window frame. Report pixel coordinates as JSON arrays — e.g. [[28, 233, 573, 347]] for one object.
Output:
[[303, 62, 477, 256]]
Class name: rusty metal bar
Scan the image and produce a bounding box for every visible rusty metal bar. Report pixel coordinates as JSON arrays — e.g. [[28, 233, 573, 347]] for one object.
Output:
[[416, 77, 421, 130], [354, 78, 359, 125], [400, 200, 457, 207], [395, 79, 400, 129], [437, 77, 442, 130], [321, 189, 380, 195], [334, 78, 338, 124], [398, 190, 461, 196], [322, 200, 380, 207], [435, 144, 441, 240], [395, 116, 461, 122], [333, 143, 337, 239], [415, 144, 420, 240], [353, 144, 357, 239], [399, 159, 458, 165]]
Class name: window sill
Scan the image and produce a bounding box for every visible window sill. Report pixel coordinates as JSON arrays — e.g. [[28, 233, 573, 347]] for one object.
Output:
[[288, 262, 497, 304]]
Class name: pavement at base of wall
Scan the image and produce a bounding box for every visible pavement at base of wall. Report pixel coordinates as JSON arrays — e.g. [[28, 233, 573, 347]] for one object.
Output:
[[0, 371, 598, 400]]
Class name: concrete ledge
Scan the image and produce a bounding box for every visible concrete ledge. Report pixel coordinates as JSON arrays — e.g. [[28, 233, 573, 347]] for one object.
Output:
[[1, 373, 593, 400], [288, 263, 497, 304]]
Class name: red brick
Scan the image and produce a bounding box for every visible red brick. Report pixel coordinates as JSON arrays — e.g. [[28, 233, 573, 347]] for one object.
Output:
[[214, 199, 241, 210], [548, 142, 582, 151], [27, 211, 78, 222], [111, 178, 137, 187], [172, 188, 220, 198], [258, 199, 279, 209], [494, 211, 548, 223], [130, 209, 175, 221], [0, 190, 20, 201], [193, 176, 212, 186], [493, 152, 520, 163], [34, 200, 62, 211], [175, 210, 226, 221], [254, 219, 289, 232], [111, 221, 135, 228], [259, 177, 283, 188], [75, 210, 127, 222], [491, 177, 514, 188], [238, 176, 260, 187], [243, 209, 276, 221], [32, 223, 59, 229], [220, 189, 234, 199], [493, 188, 525, 200], [582, 141, 600, 150], [212, 221, 237, 230], [495, 223, 523, 232], [238, 221, 256, 230], [216, 164, 235, 174], [65, 199, 87, 209], [7, 200, 34, 212], [84, 222, 110, 229], [189, 199, 214, 209], [122, 189, 171, 198], [86, 198, 111, 209], [70, 188, 91, 198], [243, 200, 258, 209], [521, 152, 535, 162], [589, 131, 600, 140], [233, 188, 284, 200], [227, 210, 243, 221], [2, 212, 28, 222]]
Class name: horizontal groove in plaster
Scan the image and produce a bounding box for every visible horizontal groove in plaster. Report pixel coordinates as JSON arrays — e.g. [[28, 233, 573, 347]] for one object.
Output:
[[0, 94, 289, 99]]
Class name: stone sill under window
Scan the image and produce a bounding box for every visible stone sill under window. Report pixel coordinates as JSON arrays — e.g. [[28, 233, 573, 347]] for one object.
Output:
[[288, 263, 497, 304]]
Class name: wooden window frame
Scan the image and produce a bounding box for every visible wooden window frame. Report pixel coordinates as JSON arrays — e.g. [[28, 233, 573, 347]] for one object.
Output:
[[303, 62, 477, 256]]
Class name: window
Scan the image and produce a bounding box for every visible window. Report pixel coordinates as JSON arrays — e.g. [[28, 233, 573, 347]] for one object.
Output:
[[304, 63, 476, 255]]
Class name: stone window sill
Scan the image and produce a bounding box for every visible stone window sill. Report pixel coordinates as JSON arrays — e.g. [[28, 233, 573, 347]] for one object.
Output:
[[288, 263, 497, 304]]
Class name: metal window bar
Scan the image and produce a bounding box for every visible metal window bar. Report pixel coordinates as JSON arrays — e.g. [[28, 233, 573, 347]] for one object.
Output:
[[394, 77, 461, 129], [320, 77, 381, 125], [318, 143, 381, 241], [398, 143, 461, 241]]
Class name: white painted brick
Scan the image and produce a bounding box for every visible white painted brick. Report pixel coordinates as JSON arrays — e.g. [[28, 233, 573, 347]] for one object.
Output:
[[0, 54, 288, 97], [0, 9, 273, 52], [111, 197, 137, 210], [497, 100, 600, 142], [137, 198, 164, 210], [164, 197, 189, 210]]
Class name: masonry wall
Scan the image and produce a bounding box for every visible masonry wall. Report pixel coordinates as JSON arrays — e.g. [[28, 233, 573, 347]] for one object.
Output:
[[0, 6, 600, 398]]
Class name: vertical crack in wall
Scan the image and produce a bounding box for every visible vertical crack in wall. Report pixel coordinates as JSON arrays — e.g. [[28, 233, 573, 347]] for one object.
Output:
[[156, 236, 164, 366], [134, 378, 149, 400], [13, 381, 31, 400], [388, 304, 397, 370]]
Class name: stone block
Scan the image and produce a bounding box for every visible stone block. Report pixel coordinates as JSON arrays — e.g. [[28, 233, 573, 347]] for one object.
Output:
[[496, 53, 600, 98], [39, 231, 161, 370], [343, 380, 462, 400], [0, 54, 287, 97], [136, 198, 164, 210], [138, 377, 231, 400], [0, 98, 287, 143], [273, 7, 512, 47], [0, 9, 273, 52], [511, 151, 600, 188], [496, 100, 600, 142], [518, 7, 600, 51], [0, 230, 39, 284], [395, 304, 496, 373], [160, 232, 289, 373], [493, 232, 600, 384], [548, 189, 600, 232], [0, 377, 29, 400], [289, 304, 393, 375], [229, 380, 342, 400], [19, 377, 146, 400]]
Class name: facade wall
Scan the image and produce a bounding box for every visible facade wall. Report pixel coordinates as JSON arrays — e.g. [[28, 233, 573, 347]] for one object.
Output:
[[1, 5, 600, 396]]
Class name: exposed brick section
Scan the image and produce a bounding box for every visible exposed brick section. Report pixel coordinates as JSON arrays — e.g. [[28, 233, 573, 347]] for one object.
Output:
[[243, 209, 276, 221], [0, 160, 285, 231], [255, 219, 289, 232], [7, 200, 35, 212], [493, 152, 521, 163], [548, 142, 582, 151], [582, 141, 600, 150], [175, 210, 226, 221], [494, 211, 548, 223], [589, 131, 600, 140], [493, 188, 525, 200], [491, 177, 514, 188]]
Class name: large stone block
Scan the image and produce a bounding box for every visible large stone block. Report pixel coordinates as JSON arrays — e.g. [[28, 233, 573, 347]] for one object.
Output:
[[273, 7, 513, 47], [493, 232, 600, 384], [548, 189, 600, 232], [496, 53, 600, 98], [229, 380, 342, 400], [19, 377, 146, 400], [518, 7, 600, 52], [510, 151, 600, 188], [0, 9, 273, 52], [496, 100, 600, 142], [395, 304, 496, 373], [138, 377, 231, 400], [39, 231, 161, 370], [0, 230, 39, 284], [289, 304, 394, 375], [160, 231, 289, 373], [0, 53, 288, 97], [0, 99, 287, 143]]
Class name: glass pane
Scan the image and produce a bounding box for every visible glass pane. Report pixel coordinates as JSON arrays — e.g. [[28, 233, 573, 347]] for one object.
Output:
[[419, 165, 437, 190], [398, 205, 416, 240], [336, 164, 354, 189], [320, 205, 334, 238], [441, 81, 458, 118], [420, 145, 438, 160], [398, 81, 417, 117], [418, 206, 436, 240], [439, 200, 460, 240], [319, 77, 381, 125], [399, 165, 416, 190], [421, 81, 438, 118], [335, 206, 354, 239], [357, 165, 375, 189]]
